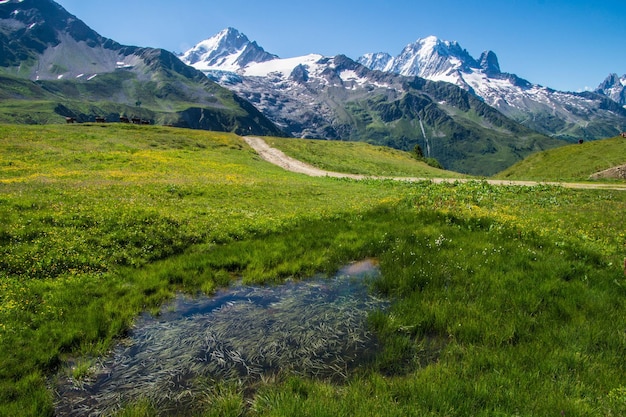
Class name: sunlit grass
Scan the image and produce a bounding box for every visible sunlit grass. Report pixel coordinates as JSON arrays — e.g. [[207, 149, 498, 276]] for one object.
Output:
[[1, 124, 626, 416], [264, 136, 467, 178], [495, 135, 626, 181]]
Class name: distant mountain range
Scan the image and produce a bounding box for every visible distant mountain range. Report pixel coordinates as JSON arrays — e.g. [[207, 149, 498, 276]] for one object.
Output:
[[0, 0, 282, 135], [357, 37, 626, 141], [1, 1, 625, 175], [182, 28, 626, 147]]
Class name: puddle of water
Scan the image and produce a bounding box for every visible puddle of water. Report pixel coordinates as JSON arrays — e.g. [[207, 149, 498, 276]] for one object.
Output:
[[54, 259, 387, 416]]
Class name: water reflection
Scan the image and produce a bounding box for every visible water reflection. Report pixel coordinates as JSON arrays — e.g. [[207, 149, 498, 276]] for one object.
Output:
[[54, 260, 387, 416]]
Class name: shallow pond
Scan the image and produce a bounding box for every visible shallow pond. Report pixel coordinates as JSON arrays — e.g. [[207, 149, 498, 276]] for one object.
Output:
[[54, 259, 387, 416]]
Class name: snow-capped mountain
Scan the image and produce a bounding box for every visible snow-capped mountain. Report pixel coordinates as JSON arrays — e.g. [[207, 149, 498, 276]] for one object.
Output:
[[596, 73, 626, 107], [359, 36, 486, 83], [182, 31, 564, 175], [179, 27, 277, 72], [358, 37, 626, 141], [183, 30, 626, 143]]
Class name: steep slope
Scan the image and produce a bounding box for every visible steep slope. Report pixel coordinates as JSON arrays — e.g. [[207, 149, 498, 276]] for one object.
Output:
[[0, 0, 125, 79], [358, 37, 626, 142], [182, 32, 563, 175], [0, 0, 283, 135]]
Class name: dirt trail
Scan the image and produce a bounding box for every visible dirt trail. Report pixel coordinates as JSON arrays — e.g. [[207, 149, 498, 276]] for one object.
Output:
[[244, 136, 366, 179], [243, 137, 626, 191]]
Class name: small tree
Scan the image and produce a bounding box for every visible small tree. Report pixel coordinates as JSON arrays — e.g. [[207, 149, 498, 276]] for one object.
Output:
[[424, 157, 444, 170], [412, 144, 424, 159]]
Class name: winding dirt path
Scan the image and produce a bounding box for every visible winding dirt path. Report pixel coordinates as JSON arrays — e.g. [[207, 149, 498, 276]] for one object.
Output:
[[243, 137, 626, 191]]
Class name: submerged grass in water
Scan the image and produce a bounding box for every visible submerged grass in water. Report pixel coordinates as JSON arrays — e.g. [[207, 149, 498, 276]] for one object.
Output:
[[53, 260, 386, 416]]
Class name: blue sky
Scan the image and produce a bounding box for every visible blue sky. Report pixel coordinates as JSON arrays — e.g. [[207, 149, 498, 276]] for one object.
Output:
[[54, 0, 626, 92]]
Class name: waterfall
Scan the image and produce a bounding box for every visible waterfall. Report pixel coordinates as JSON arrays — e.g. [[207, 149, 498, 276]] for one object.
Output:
[[419, 117, 430, 157]]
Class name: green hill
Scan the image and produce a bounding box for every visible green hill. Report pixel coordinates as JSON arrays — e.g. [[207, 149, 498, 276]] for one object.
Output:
[[494, 135, 626, 181], [264, 136, 469, 178], [0, 0, 284, 136], [0, 70, 284, 135]]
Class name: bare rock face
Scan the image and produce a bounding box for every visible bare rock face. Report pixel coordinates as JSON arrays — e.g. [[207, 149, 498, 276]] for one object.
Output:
[[596, 73, 626, 107], [589, 164, 626, 180]]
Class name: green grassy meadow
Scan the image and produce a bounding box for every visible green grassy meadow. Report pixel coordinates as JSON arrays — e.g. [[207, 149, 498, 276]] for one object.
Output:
[[495, 135, 626, 181], [1, 124, 626, 416], [263, 137, 466, 178]]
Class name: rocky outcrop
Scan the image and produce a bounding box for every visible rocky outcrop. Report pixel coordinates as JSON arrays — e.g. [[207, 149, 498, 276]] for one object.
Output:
[[589, 164, 626, 180]]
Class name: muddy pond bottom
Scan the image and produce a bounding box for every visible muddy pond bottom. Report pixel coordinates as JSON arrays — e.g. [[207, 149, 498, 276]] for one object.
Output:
[[54, 259, 387, 416]]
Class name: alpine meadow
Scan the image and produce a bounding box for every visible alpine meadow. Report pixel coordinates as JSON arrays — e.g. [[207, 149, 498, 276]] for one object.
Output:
[[1, 123, 626, 416]]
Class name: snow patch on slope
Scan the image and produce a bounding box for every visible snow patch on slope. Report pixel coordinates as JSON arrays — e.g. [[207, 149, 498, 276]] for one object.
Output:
[[243, 54, 323, 77]]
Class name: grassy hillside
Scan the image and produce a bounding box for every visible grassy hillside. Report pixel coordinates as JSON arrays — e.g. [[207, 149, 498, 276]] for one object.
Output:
[[1, 124, 626, 416], [264, 137, 469, 178], [0, 73, 283, 136], [495, 135, 626, 181], [0, 0, 285, 137]]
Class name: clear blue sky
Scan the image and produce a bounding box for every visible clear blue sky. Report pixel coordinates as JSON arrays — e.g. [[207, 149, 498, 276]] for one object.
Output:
[[54, 0, 626, 92]]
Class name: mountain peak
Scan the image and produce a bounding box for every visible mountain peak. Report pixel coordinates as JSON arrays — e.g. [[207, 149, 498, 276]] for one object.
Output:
[[180, 28, 250, 65], [214, 27, 250, 49], [597, 73, 623, 90], [596, 73, 626, 106], [357, 52, 393, 72], [479, 50, 501, 75], [363, 35, 478, 80], [0, 0, 105, 46], [0, 0, 122, 74], [180, 27, 277, 72], [416, 35, 442, 48], [411, 36, 465, 57]]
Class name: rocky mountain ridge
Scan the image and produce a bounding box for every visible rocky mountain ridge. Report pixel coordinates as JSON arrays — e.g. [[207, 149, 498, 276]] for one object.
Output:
[[181, 28, 626, 143], [596, 73, 626, 107], [357, 37, 626, 141]]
